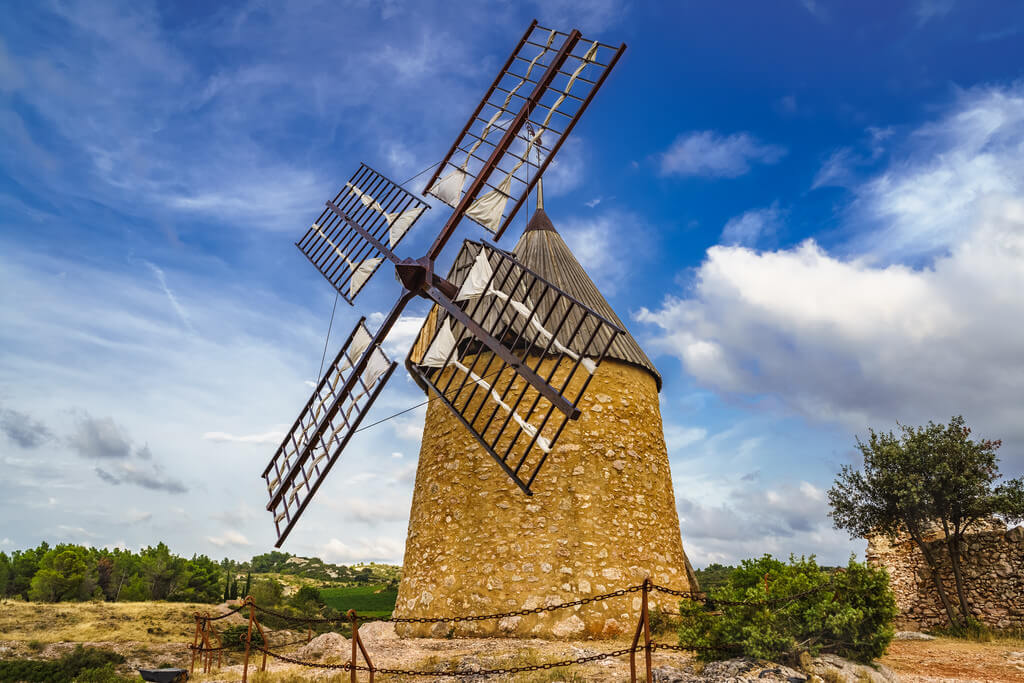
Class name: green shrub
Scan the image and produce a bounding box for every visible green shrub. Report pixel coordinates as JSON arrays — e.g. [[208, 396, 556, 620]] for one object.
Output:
[[71, 663, 136, 682], [677, 554, 896, 664], [648, 606, 681, 636], [693, 563, 737, 592], [290, 585, 325, 610], [0, 645, 126, 682], [220, 623, 266, 651]]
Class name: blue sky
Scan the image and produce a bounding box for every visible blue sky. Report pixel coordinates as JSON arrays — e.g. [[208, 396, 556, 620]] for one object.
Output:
[[2, 0, 1023, 568]]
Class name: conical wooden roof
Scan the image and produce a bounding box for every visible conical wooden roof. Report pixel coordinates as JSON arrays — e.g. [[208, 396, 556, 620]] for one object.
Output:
[[510, 207, 662, 390]]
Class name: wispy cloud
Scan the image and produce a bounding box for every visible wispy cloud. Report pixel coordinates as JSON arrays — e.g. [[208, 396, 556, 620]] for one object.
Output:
[[659, 131, 786, 179], [207, 530, 251, 547], [915, 0, 956, 25], [0, 407, 53, 449], [203, 431, 285, 445], [720, 202, 783, 247], [69, 415, 133, 460]]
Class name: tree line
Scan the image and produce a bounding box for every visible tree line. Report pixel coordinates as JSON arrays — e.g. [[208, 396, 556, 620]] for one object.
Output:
[[0, 543, 403, 604], [1, 542, 226, 603]]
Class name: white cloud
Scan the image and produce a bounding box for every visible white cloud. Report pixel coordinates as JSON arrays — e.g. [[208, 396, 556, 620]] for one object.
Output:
[[320, 536, 405, 563], [344, 496, 410, 525], [145, 262, 194, 333], [558, 209, 655, 294], [639, 84, 1024, 458], [811, 148, 857, 189], [541, 137, 587, 198], [203, 430, 285, 445], [853, 87, 1024, 259], [660, 131, 786, 179], [207, 530, 251, 547], [528, 0, 629, 33], [379, 314, 426, 358], [720, 202, 783, 247], [915, 0, 956, 25], [677, 480, 858, 566], [391, 417, 424, 442], [664, 424, 707, 452]]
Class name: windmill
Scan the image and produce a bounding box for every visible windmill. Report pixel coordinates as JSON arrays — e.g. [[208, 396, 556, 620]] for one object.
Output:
[[262, 21, 627, 547]]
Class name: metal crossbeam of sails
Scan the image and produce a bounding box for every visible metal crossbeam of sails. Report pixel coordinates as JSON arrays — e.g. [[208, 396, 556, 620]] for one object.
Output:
[[262, 20, 626, 546], [407, 242, 622, 494]]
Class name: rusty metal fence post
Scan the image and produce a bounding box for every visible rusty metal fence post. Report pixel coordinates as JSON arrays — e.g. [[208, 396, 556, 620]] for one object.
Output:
[[201, 612, 215, 674], [347, 609, 374, 682], [189, 614, 201, 676], [642, 578, 653, 683], [242, 596, 255, 683], [629, 578, 654, 683]]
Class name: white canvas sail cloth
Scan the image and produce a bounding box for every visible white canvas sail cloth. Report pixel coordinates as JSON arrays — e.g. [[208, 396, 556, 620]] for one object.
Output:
[[461, 41, 601, 233], [345, 183, 425, 247], [419, 318, 552, 453], [310, 222, 383, 298], [269, 322, 383, 497], [428, 30, 556, 210], [454, 250, 598, 374]]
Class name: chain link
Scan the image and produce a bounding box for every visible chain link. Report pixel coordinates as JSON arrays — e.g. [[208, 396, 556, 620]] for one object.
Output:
[[649, 579, 834, 607], [257, 644, 641, 677], [248, 584, 643, 626], [192, 576, 847, 678], [200, 603, 246, 621], [387, 585, 643, 623]]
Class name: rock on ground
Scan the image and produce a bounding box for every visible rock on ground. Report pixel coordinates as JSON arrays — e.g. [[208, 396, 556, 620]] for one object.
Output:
[[653, 655, 900, 682], [357, 621, 399, 643], [295, 632, 349, 660], [894, 631, 936, 641], [806, 654, 899, 682]]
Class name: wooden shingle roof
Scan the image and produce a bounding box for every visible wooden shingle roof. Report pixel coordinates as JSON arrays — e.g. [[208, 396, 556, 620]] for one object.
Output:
[[510, 208, 662, 390]]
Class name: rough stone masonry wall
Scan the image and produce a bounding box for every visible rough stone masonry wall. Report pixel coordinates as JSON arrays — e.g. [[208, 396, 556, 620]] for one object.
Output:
[[867, 524, 1024, 630], [393, 357, 696, 638]]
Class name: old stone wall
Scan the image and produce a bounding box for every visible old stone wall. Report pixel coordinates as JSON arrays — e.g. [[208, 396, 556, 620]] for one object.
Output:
[[393, 357, 696, 638], [867, 524, 1024, 630]]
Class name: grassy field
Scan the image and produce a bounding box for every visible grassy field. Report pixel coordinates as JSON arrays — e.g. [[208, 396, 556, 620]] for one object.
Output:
[[0, 599, 235, 643], [318, 584, 398, 617]]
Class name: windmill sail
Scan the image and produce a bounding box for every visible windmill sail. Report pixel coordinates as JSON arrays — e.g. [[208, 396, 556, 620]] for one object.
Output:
[[407, 240, 622, 494], [263, 20, 627, 545], [262, 318, 396, 546], [423, 22, 625, 240], [297, 164, 430, 303]]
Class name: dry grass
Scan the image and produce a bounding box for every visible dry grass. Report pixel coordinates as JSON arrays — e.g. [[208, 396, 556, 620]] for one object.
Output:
[[0, 599, 244, 644]]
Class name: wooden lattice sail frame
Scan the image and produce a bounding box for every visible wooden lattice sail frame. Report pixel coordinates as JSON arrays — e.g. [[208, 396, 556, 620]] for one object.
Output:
[[406, 241, 621, 493]]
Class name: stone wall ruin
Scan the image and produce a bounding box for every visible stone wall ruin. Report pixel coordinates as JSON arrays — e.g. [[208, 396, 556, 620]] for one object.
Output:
[[867, 523, 1024, 630]]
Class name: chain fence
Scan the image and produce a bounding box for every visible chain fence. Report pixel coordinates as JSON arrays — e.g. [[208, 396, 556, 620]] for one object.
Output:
[[187, 575, 836, 682]]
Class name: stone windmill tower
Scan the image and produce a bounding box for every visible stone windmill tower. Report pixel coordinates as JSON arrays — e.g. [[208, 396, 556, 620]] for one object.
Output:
[[394, 186, 697, 638], [255, 21, 694, 637]]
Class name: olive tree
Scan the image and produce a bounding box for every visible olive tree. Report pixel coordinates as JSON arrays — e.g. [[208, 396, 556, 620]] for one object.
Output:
[[829, 416, 1024, 627]]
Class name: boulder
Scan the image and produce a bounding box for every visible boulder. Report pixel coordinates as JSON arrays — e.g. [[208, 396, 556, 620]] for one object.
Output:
[[894, 630, 936, 640], [1005, 526, 1024, 543], [295, 632, 349, 660], [653, 657, 805, 682], [652, 655, 899, 682], [805, 654, 899, 683], [358, 620, 400, 643]]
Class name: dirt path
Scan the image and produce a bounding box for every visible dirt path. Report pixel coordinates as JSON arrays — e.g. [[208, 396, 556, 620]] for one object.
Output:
[[881, 638, 1024, 683]]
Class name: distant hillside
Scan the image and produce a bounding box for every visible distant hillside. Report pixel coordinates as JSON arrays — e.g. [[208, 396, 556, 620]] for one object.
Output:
[[249, 550, 401, 585]]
